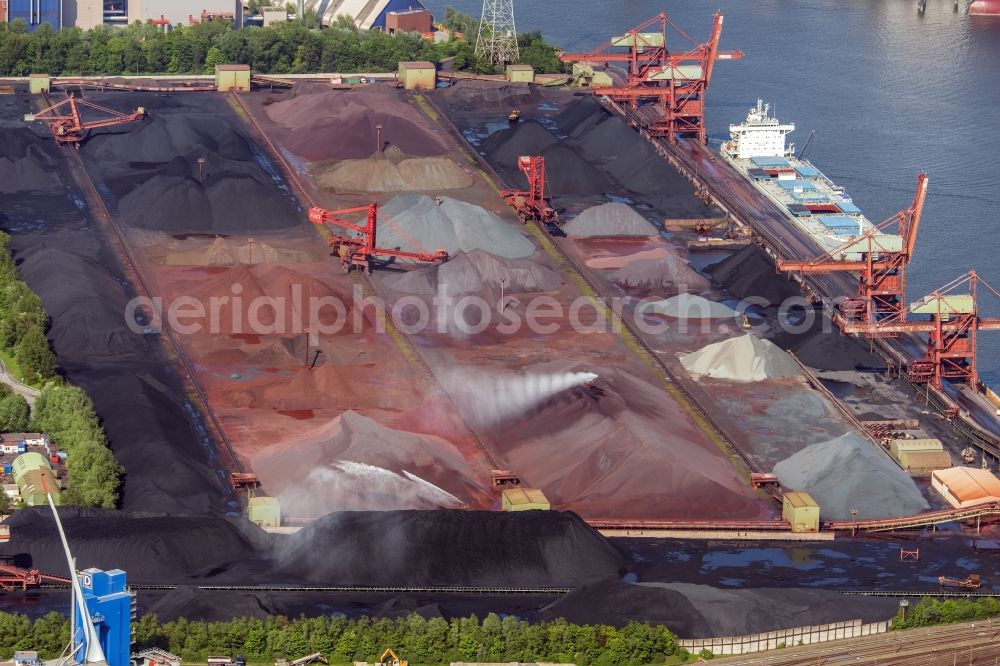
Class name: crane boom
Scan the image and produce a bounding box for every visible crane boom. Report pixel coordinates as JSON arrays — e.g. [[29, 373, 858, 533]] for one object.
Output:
[[26, 94, 146, 146], [309, 203, 447, 273]]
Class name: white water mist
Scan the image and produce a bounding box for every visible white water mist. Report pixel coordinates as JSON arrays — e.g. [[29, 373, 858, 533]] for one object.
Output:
[[444, 369, 598, 427], [276, 460, 464, 517]]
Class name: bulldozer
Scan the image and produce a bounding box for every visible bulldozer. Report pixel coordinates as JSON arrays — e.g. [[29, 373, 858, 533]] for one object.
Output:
[[508, 109, 521, 123]]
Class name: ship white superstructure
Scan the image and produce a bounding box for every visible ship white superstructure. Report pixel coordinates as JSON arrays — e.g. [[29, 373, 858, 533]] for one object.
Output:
[[721, 100, 879, 255]]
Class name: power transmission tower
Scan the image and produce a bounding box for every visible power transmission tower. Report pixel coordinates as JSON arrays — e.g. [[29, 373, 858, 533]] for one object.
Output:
[[475, 0, 519, 66]]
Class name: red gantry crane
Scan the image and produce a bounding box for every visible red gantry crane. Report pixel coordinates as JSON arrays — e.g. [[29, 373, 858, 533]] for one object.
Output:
[[559, 12, 743, 143], [26, 94, 147, 146], [308, 203, 448, 274], [501, 156, 558, 226], [777, 173, 928, 333], [840, 271, 1000, 389]]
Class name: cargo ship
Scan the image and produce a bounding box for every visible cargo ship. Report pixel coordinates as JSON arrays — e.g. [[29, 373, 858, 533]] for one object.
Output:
[[720, 100, 884, 257]]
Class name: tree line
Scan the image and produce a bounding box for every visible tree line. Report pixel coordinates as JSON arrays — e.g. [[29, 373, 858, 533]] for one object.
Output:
[[891, 596, 1000, 630], [0, 232, 56, 385], [1, 612, 701, 664], [0, 231, 121, 511], [0, 9, 564, 78]]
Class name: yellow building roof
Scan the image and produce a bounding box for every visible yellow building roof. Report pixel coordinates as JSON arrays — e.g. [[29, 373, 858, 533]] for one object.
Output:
[[783, 491, 818, 509], [502, 487, 549, 506]]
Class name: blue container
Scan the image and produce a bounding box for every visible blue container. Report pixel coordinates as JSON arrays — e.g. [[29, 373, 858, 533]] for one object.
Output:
[[2, 464, 12, 475]]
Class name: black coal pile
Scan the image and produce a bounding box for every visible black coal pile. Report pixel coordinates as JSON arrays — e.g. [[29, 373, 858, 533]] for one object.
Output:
[[708, 245, 801, 306], [9, 227, 229, 515], [481, 121, 613, 196], [774, 312, 886, 371], [80, 371, 230, 514], [81, 93, 300, 234], [0, 508, 265, 582], [552, 99, 719, 218], [14, 243, 137, 358], [274, 510, 625, 587], [540, 580, 899, 637], [0, 126, 61, 193], [437, 80, 543, 113]]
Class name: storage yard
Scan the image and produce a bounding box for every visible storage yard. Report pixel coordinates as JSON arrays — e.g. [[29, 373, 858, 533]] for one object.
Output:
[[3, 9, 1000, 640]]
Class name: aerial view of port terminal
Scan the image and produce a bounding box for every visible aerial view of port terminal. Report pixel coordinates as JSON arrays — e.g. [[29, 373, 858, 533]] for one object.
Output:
[[0, 1, 999, 664]]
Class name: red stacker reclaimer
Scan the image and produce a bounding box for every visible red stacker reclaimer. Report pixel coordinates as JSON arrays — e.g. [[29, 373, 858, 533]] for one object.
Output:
[[559, 12, 743, 143], [501, 156, 558, 226], [26, 94, 147, 146], [777, 173, 928, 333], [308, 203, 448, 274]]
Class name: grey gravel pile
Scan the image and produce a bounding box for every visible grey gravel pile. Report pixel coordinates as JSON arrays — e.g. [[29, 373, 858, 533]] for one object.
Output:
[[563, 203, 658, 237], [385, 249, 561, 297], [612, 258, 709, 289], [375, 194, 536, 259], [773, 432, 930, 520]]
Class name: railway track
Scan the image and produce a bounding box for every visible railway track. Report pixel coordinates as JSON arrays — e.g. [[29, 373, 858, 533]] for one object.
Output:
[[39, 91, 244, 484], [710, 619, 1000, 665]]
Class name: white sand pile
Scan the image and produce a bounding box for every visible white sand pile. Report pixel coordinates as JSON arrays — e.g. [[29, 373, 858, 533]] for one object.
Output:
[[316, 149, 473, 192], [375, 194, 536, 259], [611, 256, 709, 290], [252, 410, 485, 518], [641, 294, 738, 319], [681, 334, 802, 382], [564, 203, 658, 237], [773, 432, 930, 520], [384, 249, 561, 297]]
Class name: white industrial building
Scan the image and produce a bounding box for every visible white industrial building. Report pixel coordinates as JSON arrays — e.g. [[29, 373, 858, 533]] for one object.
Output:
[[299, 0, 427, 30]]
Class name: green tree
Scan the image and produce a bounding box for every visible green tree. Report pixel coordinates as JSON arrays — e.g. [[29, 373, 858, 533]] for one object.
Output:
[[14, 326, 56, 383], [204, 45, 226, 73], [0, 393, 31, 432]]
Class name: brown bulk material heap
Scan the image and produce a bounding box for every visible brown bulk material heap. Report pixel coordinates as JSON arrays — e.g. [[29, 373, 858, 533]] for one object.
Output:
[[266, 87, 449, 161], [252, 411, 489, 517], [453, 361, 766, 521], [315, 146, 473, 192]]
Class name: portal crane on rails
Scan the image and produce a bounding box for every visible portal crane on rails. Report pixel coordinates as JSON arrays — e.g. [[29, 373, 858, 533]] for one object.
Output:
[[776, 172, 928, 333], [26, 94, 147, 146], [308, 203, 448, 274], [839, 271, 1000, 389], [558, 12, 743, 143], [501, 156, 558, 226]]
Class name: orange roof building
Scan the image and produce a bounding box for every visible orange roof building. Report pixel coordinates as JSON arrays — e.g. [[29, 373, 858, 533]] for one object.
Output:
[[931, 467, 1000, 509]]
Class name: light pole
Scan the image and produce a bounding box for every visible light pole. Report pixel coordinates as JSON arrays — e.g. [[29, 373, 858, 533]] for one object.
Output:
[[375, 124, 383, 153]]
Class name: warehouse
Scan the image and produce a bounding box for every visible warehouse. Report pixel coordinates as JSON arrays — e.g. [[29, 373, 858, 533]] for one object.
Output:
[[888, 438, 952, 476], [931, 467, 1000, 509], [11, 452, 60, 506], [300, 0, 428, 30]]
